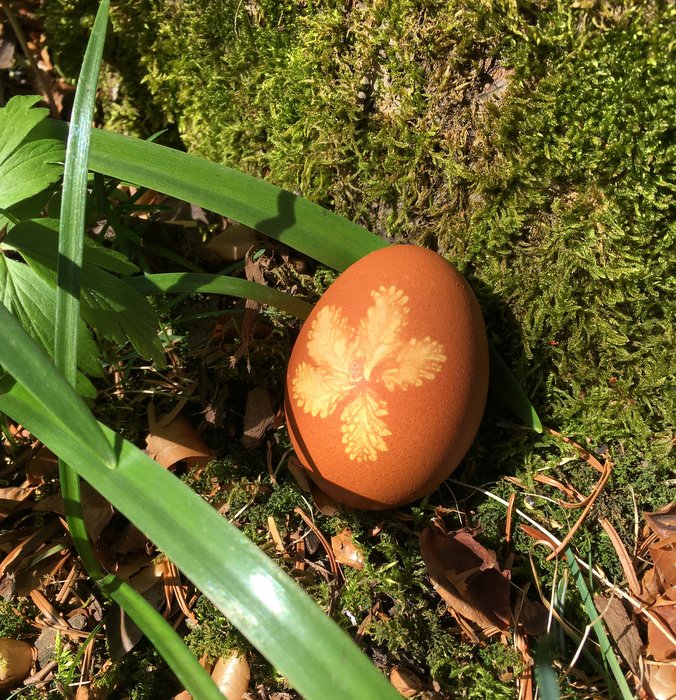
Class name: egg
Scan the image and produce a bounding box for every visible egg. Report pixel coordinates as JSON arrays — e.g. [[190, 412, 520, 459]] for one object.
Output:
[[284, 245, 489, 510]]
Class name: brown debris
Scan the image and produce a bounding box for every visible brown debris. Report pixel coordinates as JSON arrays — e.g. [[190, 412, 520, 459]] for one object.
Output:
[[146, 409, 213, 471], [419, 525, 511, 636], [330, 529, 365, 571]]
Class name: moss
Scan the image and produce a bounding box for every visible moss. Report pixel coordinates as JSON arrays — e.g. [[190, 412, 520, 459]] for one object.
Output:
[[41, 0, 675, 694]]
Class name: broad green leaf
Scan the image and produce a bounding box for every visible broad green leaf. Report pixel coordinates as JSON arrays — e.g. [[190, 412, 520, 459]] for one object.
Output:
[[4, 218, 139, 274], [0, 95, 47, 162], [0, 139, 65, 209], [0, 331, 401, 700], [80, 272, 166, 366], [0, 255, 102, 382], [0, 96, 64, 209], [4, 219, 164, 366], [0, 303, 113, 464], [82, 237, 140, 275]]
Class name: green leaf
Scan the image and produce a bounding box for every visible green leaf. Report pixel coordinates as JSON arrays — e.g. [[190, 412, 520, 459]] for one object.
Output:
[[0, 324, 401, 700], [0, 254, 102, 381], [4, 219, 164, 366], [0, 303, 113, 464], [0, 96, 64, 209], [80, 270, 166, 366], [565, 550, 635, 700]]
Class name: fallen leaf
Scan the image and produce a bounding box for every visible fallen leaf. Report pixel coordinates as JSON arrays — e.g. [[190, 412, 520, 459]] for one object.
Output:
[[0, 39, 15, 70], [331, 530, 365, 570], [419, 526, 511, 635], [0, 638, 34, 690], [26, 445, 58, 485], [206, 223, 258, 262], [146, 412, 213, 471], [646, 602, 676, 662], [650, 540, 676, 588], [0, 485, 35, 520], [518, 597, 549, 637], [644, 504, 676, 541], [645, 662, 676, 700], [35, 482, 113, 543], [389, 666, 423, 698]]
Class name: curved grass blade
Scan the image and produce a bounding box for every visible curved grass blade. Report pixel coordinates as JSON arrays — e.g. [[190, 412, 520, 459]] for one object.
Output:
[[37, 120, 386, 272], [0, 313, 400, 700], [126, 272, 313, 319], [55, 0, 109, 379]]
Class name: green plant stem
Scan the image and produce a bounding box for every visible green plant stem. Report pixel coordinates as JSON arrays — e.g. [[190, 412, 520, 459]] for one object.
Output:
[[126, 272, 313, 319]]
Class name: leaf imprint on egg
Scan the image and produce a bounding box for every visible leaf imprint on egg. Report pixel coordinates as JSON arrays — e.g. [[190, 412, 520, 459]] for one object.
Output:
[[292, 286, 447, 461]]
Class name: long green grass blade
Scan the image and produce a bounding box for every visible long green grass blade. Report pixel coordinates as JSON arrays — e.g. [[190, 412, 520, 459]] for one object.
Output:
[[54, 0, 109, 378], [0, 318, 400, 700], [38, 120, 385, 272], [126, 272, 313, 319], [102, 577, 226, 700], [565, 549, 634, 700]]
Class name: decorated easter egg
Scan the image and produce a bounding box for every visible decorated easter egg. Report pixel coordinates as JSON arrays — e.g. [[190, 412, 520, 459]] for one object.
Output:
[[284, 245, 489, 510]]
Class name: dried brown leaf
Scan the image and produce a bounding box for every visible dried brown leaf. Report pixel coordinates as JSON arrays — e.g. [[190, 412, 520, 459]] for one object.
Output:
[[206, 223, 258, 262], [389, 666, 423, 698], [146, 413, 213, 471], [647, 601, 676, 662], [0, 638, 34, 690], [25, 446, 58, 485], [645, 662, 676, 700], [599, 517, 642, 596], [0, 39, 16, 70], [650, 541, 676, 588], [331, 530, 365, 570], [210, 651, 250, 699], [0, 485, 35, 519], [644, 504, 676, 541], [419, 526, 511, 635], [35, 482, 113, 543]]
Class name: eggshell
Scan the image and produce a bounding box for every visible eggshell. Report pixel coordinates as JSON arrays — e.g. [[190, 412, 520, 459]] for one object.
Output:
[[284, 245, 488, 510]]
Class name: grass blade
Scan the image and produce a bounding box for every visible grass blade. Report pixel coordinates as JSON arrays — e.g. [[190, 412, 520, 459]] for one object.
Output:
[[565, 549, 634, 700], [38, 120, 385, 272], [126, 272, 313, 319], [489, 344, 543, 432], [0, 319, 400, 700], [54, 0, 109, 379]]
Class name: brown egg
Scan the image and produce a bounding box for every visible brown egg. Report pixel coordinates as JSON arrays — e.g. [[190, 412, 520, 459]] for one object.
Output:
[[284, 245, 489, 510]]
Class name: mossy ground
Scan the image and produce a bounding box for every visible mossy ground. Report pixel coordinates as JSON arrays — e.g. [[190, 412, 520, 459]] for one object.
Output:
[[24, 0, 676, 696]]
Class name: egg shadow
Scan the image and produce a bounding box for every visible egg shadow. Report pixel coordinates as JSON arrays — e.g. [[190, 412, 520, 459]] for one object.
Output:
[[447, 271, 551, 493]]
